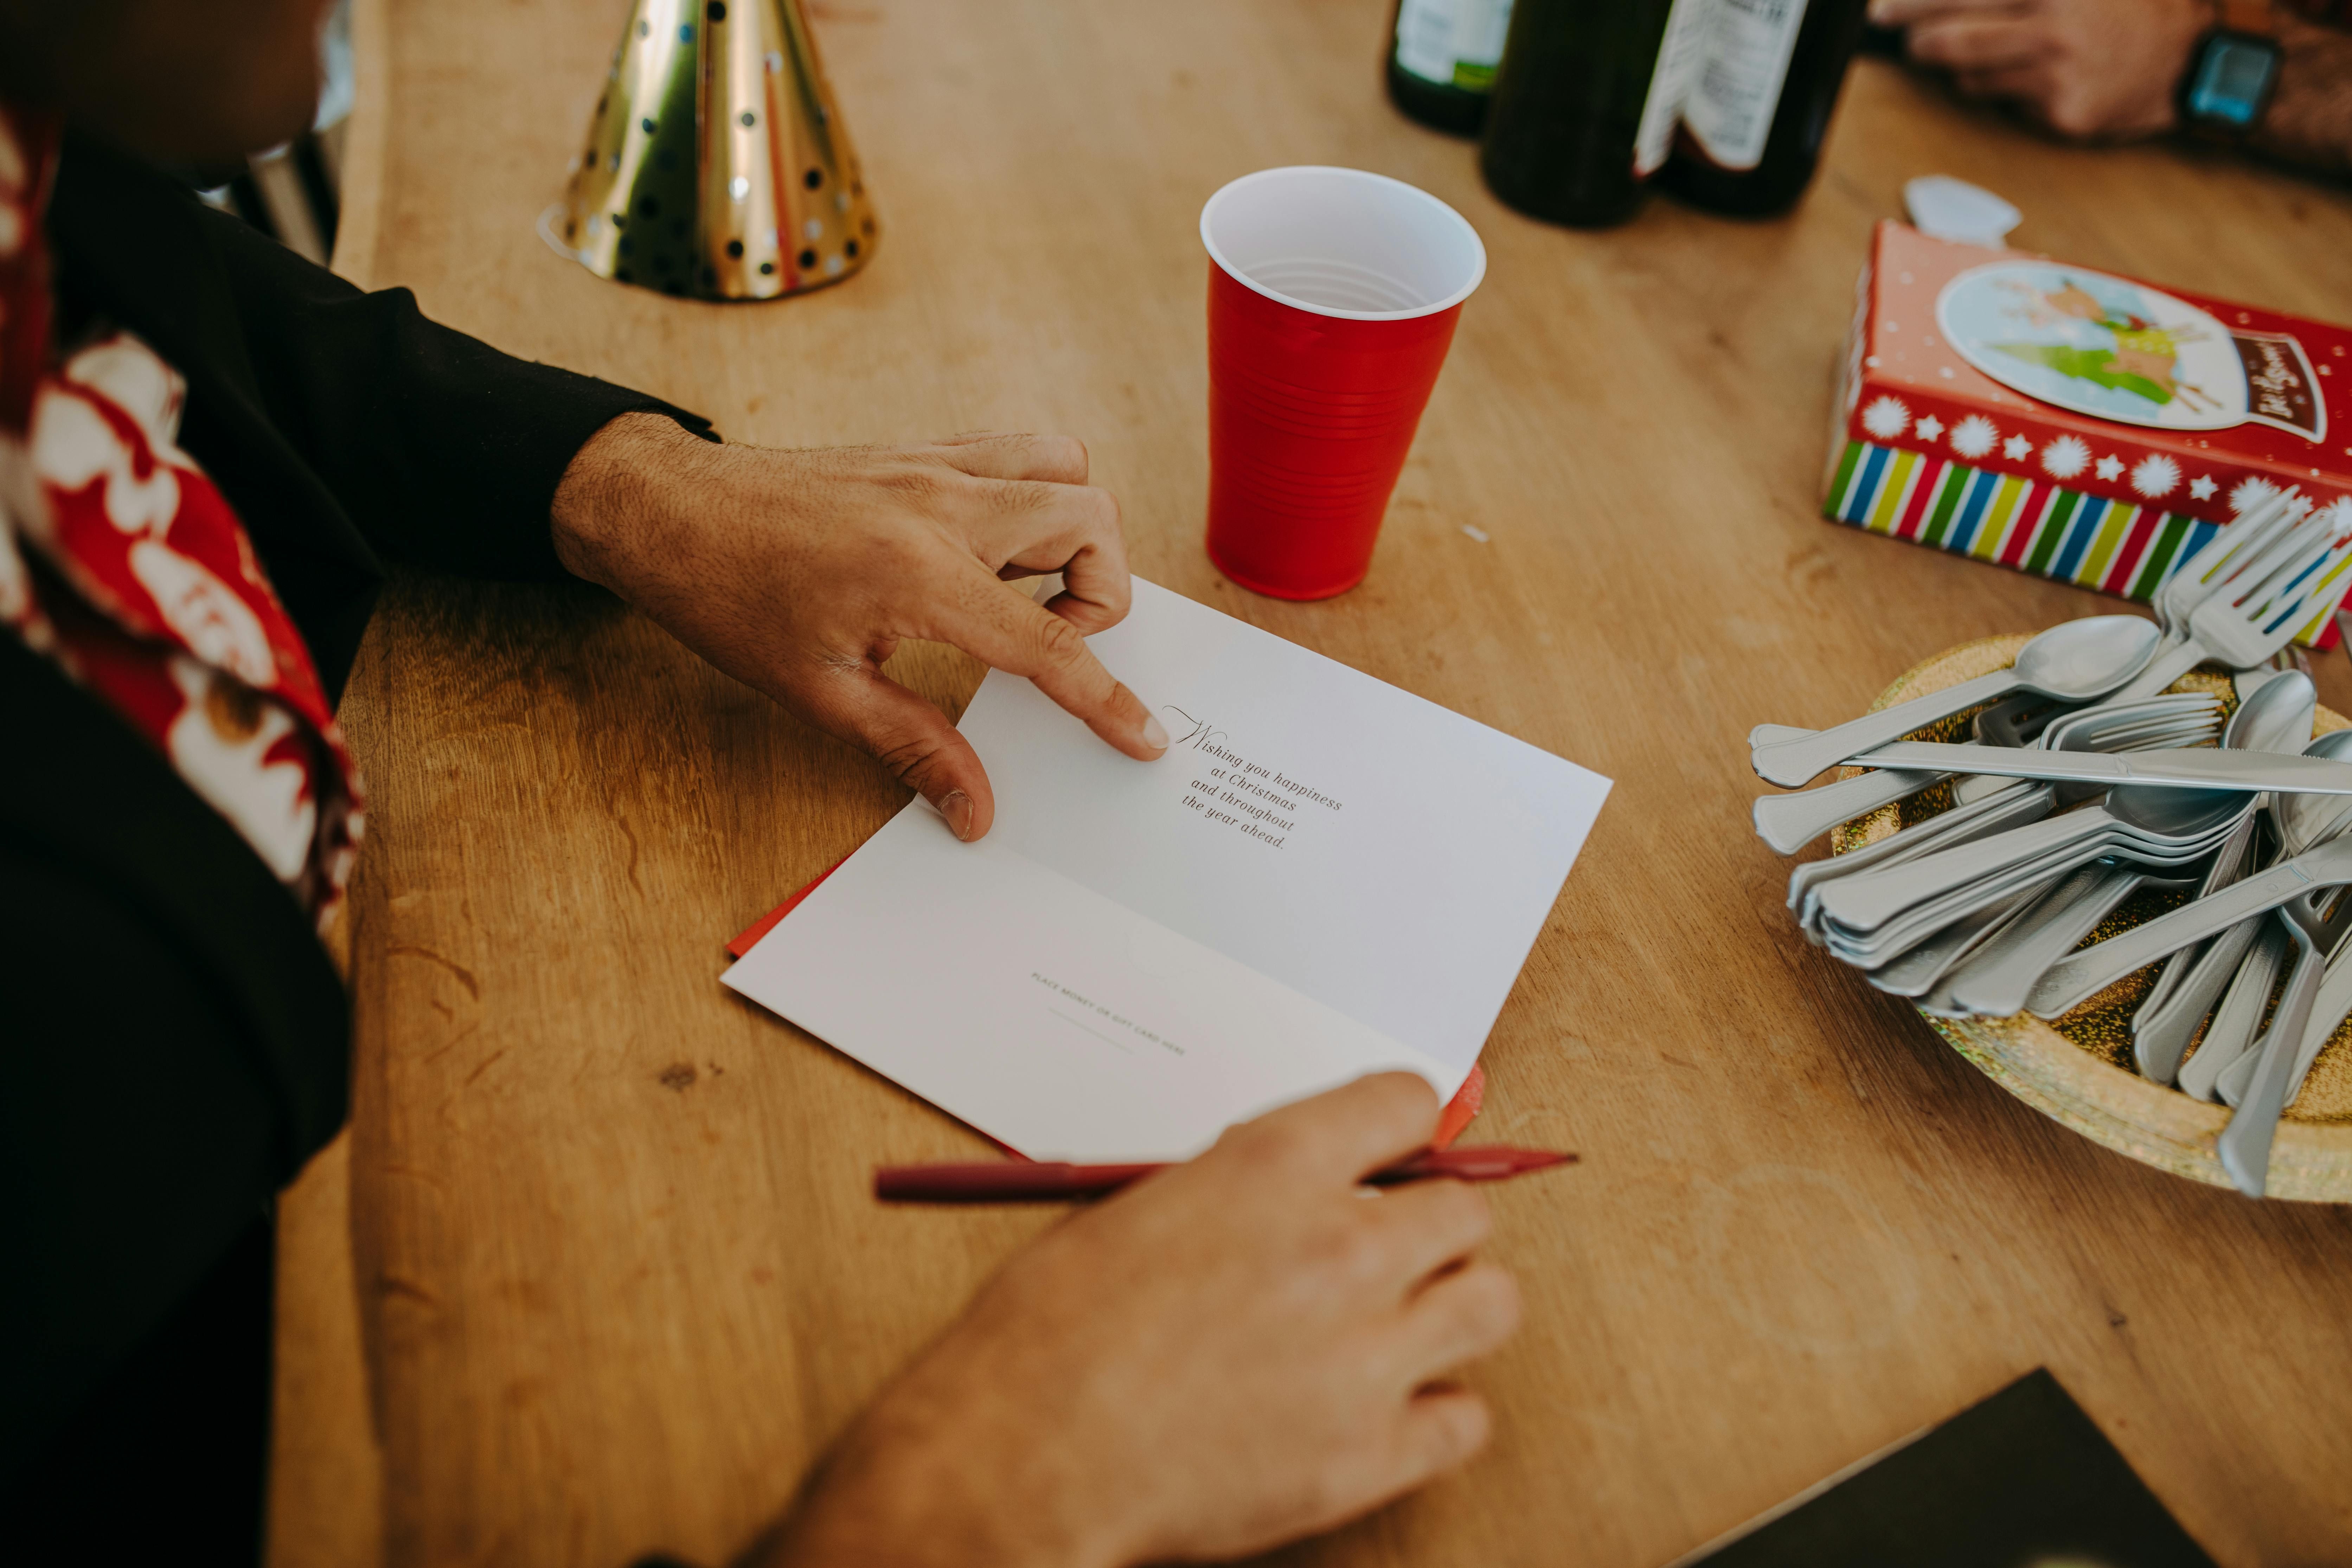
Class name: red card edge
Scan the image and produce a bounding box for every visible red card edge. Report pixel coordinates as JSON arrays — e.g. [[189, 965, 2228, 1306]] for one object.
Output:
[[725, 856, 850, 958], [1433, 1064, 1484, 1150], [724, 869, 1486, 1154]]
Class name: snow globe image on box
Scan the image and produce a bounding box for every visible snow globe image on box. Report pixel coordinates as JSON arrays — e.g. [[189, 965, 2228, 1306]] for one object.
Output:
[[1937, 261, 2248, 431]]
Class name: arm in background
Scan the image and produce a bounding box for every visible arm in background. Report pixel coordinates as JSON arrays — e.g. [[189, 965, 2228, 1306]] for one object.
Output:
[[1870, 0, 2352, 175], [2255, 7, 2352, 173]]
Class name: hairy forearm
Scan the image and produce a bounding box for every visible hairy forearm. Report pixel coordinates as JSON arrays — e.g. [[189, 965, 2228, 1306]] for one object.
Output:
[[550, 410, 728, 592], [734, 1416, 1107, 1568], [2252, 14, 2352, 173]]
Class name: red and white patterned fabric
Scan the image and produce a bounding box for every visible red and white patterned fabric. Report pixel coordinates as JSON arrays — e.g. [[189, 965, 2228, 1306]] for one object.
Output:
[[0, 103, 362, 928]]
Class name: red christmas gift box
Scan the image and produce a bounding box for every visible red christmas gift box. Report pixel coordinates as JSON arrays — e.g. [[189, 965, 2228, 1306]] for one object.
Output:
[[1824, 221, 2352, 645]]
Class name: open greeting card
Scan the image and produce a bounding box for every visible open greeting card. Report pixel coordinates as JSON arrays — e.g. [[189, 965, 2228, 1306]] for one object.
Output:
[[723, 579, 1611, 1160]]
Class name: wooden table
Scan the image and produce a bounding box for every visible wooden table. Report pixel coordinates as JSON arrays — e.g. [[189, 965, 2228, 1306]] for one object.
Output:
[[271, 2, 2352, 1563]]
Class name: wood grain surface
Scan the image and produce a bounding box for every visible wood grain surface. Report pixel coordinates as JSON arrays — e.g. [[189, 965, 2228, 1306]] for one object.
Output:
[[272, 1, 2352, 1563]]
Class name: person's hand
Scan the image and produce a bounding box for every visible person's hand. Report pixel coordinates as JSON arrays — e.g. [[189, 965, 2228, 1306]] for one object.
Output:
[[1873, 0, 2212, 140], [747, 1074, 1522, 1568], [551, 412, 1169, 842]]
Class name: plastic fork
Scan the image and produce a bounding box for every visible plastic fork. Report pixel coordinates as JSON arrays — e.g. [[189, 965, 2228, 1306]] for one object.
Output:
[[2139, 492, 2301, 651], [2116, 510, 2352, 700]]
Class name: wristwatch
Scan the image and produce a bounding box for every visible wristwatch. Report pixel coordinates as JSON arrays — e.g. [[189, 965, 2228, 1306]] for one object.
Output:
[[2178, 0, 2283, 137]]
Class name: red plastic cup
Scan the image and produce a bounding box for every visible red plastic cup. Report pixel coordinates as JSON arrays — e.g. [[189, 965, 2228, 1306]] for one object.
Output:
[[1200, 166, 1486, 600]]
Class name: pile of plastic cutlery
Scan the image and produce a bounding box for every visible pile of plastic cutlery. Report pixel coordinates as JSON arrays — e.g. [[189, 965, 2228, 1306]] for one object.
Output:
[[1749, 490, 2352, 1196]]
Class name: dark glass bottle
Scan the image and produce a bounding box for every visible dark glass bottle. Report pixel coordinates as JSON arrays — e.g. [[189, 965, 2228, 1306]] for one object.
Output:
[[1655, 0, 1871, 217], [1478, 0, 1700, 229], [1386, 0, 1516, 136]]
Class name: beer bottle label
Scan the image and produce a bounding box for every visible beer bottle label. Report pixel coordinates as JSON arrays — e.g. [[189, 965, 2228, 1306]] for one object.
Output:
[[1633, 0, 1716, 176], [1393, 0, 1515, 92], [1682, 0, 1809, 170]]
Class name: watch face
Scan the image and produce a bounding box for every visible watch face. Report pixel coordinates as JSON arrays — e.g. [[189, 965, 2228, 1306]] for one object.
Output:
[[2185, 34, 2280, 126]]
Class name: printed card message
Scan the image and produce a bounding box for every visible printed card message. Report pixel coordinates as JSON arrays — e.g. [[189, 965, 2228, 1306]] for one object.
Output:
[[1164, 707, 1344, 850]]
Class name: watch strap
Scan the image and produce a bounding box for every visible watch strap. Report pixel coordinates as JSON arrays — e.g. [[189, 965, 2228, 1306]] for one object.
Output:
[[2214, 0, 2277, 36]]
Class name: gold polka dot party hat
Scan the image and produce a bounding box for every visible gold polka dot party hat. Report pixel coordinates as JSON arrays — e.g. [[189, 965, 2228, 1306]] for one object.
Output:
[[549, 0, 877, 300]]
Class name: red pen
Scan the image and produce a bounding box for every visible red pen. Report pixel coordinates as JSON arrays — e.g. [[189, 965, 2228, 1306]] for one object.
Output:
[[873, 1145, 1577, 1203]]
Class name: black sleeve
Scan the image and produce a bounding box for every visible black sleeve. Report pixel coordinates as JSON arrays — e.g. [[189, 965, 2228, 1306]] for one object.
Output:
[[47, 131, 716, 586], [0, 635, 347, 1508], [0, 838, 285, 1487], [190, 203, 716, 581]]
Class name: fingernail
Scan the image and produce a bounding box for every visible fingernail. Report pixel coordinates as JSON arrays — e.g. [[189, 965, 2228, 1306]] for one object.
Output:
[[942, 790, 975, 840], [1142, 712, 1169, 753]]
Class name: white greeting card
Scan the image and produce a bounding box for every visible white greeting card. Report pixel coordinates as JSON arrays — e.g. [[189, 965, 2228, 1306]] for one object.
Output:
[[723, 578, 1610, 1160]]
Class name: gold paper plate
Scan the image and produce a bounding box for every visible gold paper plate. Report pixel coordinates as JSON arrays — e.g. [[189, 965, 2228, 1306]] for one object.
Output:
[[1832, 635, 2352, 1201]]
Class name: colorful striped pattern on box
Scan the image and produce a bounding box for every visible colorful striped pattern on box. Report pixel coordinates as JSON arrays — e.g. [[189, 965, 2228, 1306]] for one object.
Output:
[[1822, 440, 2347, 645]]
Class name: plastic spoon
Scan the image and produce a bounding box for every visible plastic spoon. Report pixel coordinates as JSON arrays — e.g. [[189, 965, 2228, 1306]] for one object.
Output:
[[1750, 616, 2160, 788]]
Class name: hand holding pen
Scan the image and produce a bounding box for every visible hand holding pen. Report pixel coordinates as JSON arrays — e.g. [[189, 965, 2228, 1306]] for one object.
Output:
[[776, 1075, 1532, 1564]]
